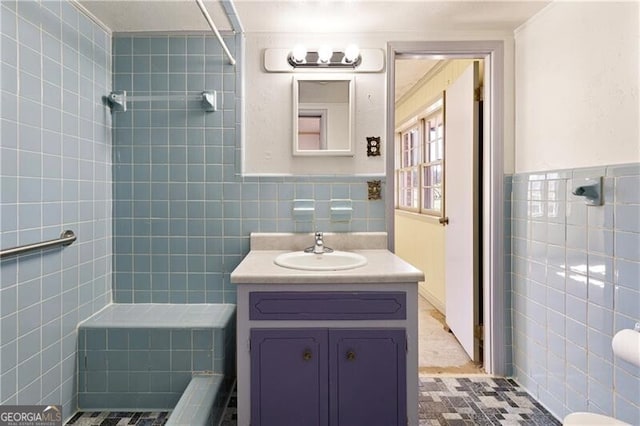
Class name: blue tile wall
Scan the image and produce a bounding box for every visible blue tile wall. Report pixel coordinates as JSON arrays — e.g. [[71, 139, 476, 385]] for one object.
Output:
[[77, 323, 234, 410], [510, 163, 640, 423], [111, 35, 386, 304], [0, 0, 112, 419]]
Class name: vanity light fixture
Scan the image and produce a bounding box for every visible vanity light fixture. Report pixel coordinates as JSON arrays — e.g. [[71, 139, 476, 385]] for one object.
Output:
[[291, 44, 308, 64], [317, 45, 333, 63], [287, 44, 362, 68], [343, 44, 360, 64]]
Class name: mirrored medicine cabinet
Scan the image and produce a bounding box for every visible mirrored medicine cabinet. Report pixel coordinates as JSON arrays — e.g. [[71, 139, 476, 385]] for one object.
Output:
[[292, 75, 355, 156]]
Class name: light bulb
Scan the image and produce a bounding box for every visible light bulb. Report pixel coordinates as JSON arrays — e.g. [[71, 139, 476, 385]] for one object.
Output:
[[317, 45, 333, 63], [291, 44, 307, 63], [344, 44, 360, 63]]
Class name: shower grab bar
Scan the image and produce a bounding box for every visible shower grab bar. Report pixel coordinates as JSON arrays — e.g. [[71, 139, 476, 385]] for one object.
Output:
[[195, 0, 236, 66], [0, 230, 76, 259], [106, 91, 216, 112]]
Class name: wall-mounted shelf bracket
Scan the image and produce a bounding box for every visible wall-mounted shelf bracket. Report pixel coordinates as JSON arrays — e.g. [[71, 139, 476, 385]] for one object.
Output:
[[201, 91, 217, 112], [107, 91, 126, 112]]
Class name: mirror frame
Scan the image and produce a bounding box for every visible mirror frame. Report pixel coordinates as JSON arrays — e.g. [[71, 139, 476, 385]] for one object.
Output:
[[292, 74, 355, 157]]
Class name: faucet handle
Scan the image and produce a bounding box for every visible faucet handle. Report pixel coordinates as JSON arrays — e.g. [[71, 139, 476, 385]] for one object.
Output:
[[315, 231, 323, 237]]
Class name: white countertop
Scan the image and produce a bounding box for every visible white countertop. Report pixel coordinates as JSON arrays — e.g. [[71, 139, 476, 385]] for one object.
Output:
[[230, 249, 424, 284]]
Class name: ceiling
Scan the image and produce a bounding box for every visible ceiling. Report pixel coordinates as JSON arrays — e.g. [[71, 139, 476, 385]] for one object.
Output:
[[78, 0, 549, 105], [79, 0, 549, 34], [78, 1, 234, 33], [395, 59, 441, 102], [233, 0, 549, 34]]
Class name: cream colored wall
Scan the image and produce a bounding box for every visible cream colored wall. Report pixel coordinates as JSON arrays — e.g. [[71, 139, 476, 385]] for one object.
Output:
[[395, 59, 476, 127], [394, 59, 479, 312], [395, 212, 446, 311], [514, 1, 639, 172]]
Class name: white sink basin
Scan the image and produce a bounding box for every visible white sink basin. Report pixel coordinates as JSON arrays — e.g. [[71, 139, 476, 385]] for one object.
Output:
[[274, 251, 367, 271]]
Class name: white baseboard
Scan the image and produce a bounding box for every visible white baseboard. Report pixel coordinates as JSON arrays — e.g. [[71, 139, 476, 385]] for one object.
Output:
[[418, 284, 445, 314]]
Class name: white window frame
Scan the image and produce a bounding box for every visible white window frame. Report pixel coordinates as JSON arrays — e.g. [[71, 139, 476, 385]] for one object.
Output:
[[395, 97, 444, 217], [420, 104, 444, 215], [396, 125, 421, 211]]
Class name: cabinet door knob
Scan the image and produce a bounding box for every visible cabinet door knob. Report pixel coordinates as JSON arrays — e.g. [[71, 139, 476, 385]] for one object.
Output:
[[303, 350, 312, 361], [346, 351, 356, 361]]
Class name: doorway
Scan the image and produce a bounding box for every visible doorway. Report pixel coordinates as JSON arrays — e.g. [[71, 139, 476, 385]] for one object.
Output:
[[386, 41, 508, 376]]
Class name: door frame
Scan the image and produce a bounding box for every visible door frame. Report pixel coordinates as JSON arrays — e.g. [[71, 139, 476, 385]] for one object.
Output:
[[385, 41, 507, 375]]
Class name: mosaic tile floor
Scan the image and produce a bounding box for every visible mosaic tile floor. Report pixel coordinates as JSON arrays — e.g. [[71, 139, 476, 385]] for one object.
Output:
[[65, 411, 168, 426], [419, 377, 561, 425], [220, 390, 237, 425], [66, 377, 561, 426]]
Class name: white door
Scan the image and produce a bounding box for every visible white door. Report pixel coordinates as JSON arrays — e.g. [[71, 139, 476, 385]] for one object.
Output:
[[443, 62, 480, 362]]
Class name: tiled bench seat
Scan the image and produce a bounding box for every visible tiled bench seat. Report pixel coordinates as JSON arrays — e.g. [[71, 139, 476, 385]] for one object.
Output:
[[165, 374, 224, 426], [77, 303, 235, 416]]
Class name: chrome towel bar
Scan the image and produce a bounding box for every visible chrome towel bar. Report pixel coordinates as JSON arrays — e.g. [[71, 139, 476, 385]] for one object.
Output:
[[0, 230, 76, 259]]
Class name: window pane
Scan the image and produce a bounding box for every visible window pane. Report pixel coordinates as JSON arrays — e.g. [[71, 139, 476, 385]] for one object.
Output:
[[410, 129, 419, 165], [411, 148, 418, 166], [403, 189, 412, 206], [422, 188, 431, 209], [400, 171, 406, 187], [429, 123, 436, 142], [433, 187, 442, 211], [423, 167, 431, 186], [402, 189, 417, 208], [432, 164, 442, 185], [422, 185, 443, 212], [429, 142, 437, 162], [423, 188, 433, 210], [401, 127, 421, 167]]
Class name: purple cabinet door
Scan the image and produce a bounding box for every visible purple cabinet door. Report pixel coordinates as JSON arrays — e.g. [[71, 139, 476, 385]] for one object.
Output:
[[250, 329, 329, 426], [329, 329, 407, 426]]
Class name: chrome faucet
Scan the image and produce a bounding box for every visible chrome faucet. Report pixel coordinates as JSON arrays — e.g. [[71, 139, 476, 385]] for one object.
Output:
[[304, 232, 334, 254]]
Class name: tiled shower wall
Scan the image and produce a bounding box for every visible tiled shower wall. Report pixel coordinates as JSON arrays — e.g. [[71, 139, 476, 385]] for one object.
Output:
[[510, 163, 640, 424], [111, 35, 386, 304], [0, 0, 112, 417]]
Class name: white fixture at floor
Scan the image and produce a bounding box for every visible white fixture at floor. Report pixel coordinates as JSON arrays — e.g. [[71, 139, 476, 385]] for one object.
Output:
[[563, 325, 640, 426], [563, 412, 631, 426]]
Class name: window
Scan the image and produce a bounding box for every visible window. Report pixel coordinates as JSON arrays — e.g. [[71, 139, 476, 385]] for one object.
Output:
[[421, 111, 443, 213], [395, 99, 444, 216], [397, 126, 420, 210]]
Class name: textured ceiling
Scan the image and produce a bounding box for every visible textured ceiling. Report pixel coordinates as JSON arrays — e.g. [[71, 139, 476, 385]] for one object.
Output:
[[234, 1, 549, 34], [78, 0, 233, 33], [79, 0, 549, 34], [78, 0, 549, 107], [395, 59, 441, 102]]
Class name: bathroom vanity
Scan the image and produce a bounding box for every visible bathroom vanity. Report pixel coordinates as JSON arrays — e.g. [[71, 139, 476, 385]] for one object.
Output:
[[231, 233, 424, 426]]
